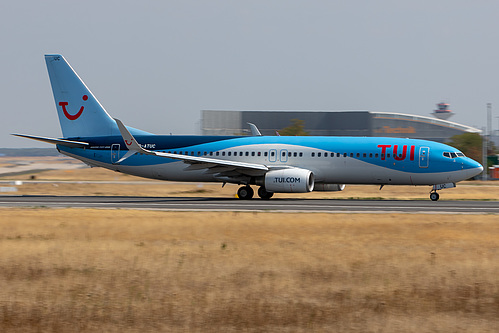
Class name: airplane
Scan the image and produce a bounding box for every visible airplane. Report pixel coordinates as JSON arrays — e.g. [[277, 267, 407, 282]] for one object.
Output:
[[13, 54, 484, 201]]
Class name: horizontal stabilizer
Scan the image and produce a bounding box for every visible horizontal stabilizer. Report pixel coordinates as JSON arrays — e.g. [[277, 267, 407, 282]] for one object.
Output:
[[11, 134, 89, 148]]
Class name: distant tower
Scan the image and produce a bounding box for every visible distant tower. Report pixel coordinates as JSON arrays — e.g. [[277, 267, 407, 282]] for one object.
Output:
[[432, 102, 454, 120]]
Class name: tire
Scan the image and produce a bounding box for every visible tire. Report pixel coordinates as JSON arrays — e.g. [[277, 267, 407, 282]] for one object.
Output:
[[430, 192, 439, 201], [237, 186, 254, 200], [257, 187, 274, 200]]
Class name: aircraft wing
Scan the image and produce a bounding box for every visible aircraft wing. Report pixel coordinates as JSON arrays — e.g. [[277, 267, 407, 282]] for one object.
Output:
[[114, 119, 269, 175]]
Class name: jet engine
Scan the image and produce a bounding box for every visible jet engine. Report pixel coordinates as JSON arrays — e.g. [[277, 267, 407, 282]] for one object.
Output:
[[264, 168, 314, 193], [313, 183, 346, 191]]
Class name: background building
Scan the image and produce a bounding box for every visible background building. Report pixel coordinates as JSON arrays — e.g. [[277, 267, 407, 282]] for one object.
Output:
[[201, 110, 481, 143]]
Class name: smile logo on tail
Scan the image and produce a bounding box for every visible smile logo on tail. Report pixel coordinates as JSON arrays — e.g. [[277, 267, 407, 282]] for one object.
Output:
[[59, 95, 88, 120]]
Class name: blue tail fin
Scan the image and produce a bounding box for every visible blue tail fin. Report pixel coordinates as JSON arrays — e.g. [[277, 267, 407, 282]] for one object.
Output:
[[45, 54, 120, 138], [45, 54, 151, 138]]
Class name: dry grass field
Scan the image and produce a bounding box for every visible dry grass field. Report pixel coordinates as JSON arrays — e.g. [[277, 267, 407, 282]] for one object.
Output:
[[1, 157, 499, 331], [1, 209, 499, 332]]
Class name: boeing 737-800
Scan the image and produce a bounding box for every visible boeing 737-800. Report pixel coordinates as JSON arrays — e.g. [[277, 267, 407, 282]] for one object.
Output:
[[14, 54, 483, 201]]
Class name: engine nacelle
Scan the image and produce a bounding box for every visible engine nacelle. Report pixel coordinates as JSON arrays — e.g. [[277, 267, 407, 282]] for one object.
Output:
[[313, 183, 346, 192], [264, 168, 314, 193]]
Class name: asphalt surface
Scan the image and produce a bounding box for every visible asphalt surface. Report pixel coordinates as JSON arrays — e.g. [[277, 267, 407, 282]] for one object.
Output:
[[0, 195, 498, 214]]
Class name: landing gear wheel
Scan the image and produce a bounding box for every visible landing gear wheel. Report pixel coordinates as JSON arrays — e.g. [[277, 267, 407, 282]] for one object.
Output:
[[237, 186, 254, 200], [430, 192, 440, 201], [257, 187, 274, 200]]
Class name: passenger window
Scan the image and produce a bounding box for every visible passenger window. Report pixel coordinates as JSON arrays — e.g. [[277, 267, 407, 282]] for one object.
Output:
[[257, 152, 261, 156], [216, 152, 220, 156], [239, 152, 243, 156], [363, 153, 366, 158], [222, 152, 225, 156], [245, 152, 249, 156], [387, 154, 390, 158], [350, 153, 354, 157], [311, 152, 315, 157], [293, 152, 297, 157], [204, 152, 207, 156], [369, 153, 373, 158], [209, 152, 213, 156], [375, 153, 379, 158], [324, 152, 328, 157], [343, 153, 347, 157], [251, 152, 255, 156], [288, 152, 292, 157], [356, 153, 360, 157], [228, 152, 231, 156], [318, 152, 321, 157], [299, 152, 303, 157], [282, 151, 286, 157]]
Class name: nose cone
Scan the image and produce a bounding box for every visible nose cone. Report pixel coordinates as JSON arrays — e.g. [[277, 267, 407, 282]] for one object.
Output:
[[464, 159, 484, 179]]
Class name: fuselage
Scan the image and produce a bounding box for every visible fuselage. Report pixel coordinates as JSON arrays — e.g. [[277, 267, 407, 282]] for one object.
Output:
[[58, 135, 483, 186]]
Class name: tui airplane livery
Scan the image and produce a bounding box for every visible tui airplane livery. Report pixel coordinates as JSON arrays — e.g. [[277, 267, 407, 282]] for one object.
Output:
[[14, 54, 483, 201]]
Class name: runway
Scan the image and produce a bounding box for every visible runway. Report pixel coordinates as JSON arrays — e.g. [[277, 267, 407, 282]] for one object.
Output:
[[0, 195, 498, 214]]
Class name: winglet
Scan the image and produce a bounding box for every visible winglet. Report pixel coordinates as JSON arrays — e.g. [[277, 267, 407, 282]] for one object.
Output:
[[114, 118, 152, 164], [247, 122, 262, 136]]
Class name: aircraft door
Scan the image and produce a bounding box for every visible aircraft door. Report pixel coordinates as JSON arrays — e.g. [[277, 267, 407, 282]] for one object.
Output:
[[419, 147, 429, 168], [111, 144, 120, 163], [269, 149, 277, 162]]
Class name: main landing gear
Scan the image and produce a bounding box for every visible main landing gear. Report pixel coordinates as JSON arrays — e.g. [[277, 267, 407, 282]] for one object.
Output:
[[257, 187, 274, 200], [237, 186, 254, 200], [237, 186, 274, 200]]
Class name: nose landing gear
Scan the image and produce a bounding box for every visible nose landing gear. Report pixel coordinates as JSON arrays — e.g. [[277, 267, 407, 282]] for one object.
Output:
[[429, 183, 456, 201], [430, 191, 440, 201]]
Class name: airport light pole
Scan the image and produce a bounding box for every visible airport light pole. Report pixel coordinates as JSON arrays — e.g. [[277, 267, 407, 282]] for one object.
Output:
[[482, 103, 492, 180], [488, 103, 492, 138]]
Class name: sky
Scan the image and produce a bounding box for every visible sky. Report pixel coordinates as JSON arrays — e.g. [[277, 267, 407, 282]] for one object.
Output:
[[2, 0, 499, 147]]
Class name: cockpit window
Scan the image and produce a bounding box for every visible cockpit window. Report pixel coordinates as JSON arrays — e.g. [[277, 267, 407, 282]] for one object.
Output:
[[443, 151, 465, 158]]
